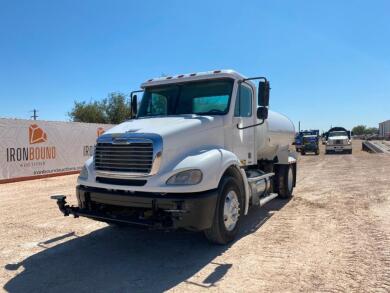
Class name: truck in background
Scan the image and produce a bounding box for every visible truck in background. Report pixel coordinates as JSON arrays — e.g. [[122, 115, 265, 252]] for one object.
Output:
[[295, 130, 319, 154], [325, 127, 352, 154], [300, 133, 320, 155], [321, 132, 328, 145], [52, 70, 297, 244], [294, 133, 303, 152]]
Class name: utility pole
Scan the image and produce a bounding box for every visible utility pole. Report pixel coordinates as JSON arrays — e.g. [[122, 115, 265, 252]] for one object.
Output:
[[30, 109, 39, 120], [298, 121, 301, 132]]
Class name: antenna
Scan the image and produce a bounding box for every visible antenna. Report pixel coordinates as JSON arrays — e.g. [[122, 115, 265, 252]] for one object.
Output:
[[30, 109, 39, 120]]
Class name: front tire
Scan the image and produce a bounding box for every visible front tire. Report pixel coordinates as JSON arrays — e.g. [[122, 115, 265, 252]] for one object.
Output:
[[204, 176, 243, 245]]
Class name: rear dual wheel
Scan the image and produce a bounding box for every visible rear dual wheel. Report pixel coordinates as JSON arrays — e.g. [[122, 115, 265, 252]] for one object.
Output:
[[276, 164, 295, 199]]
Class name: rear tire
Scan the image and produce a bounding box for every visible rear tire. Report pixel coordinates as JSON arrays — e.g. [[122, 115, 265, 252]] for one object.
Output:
[[276, 165, 294, 199], [204, 176, 243, 245], [301, 150, 305, 155]]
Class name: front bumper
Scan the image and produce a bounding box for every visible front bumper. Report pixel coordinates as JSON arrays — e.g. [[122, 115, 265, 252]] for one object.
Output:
[[302, 144, 318, 152], [325, 144, 352, 152], [52, 185, 218, 231]]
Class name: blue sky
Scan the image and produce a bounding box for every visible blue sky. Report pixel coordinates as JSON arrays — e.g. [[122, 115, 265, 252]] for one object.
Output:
[[0, 0, 389, 131]]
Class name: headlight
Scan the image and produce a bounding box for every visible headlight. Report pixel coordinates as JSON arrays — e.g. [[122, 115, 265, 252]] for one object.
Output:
[[166, 169, 202, 185], [78, 165, 88, 180]]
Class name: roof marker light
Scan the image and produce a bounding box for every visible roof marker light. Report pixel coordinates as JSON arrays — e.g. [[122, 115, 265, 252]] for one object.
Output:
[[166, 76, 172, 79], [213, 70, 221, 73], [148, 79, 153, 82], [178, 74, 184, 78], [190, 73, 196, 76]]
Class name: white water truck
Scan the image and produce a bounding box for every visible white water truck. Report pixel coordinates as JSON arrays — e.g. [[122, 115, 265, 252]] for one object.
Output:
[[52, 70, 297, 244]]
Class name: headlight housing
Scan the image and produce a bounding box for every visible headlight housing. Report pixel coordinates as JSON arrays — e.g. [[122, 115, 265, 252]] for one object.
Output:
[[78, 165, 88, 180], [166, 169, 202, 185]]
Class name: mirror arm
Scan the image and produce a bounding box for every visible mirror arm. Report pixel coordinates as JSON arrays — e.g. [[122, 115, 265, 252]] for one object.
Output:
[[236, 119, 265, 130], [130, 89, 144, 98]]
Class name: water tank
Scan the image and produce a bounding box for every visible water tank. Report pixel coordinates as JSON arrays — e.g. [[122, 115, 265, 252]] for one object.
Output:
[[257, 110, 295, 160]]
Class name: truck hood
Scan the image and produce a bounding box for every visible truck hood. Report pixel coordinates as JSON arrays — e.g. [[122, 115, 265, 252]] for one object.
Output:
[[102, 115, 225, 175], [104, 115, 223, 138]]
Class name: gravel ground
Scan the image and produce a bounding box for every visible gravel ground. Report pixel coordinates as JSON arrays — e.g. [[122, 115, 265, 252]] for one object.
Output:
[[1, 140, 390, 292]]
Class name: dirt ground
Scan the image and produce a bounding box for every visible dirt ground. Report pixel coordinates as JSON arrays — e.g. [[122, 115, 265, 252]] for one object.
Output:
[[1, 140, 390, 292]]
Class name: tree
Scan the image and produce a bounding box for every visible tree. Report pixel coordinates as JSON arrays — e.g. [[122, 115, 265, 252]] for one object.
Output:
[[365, 127, 378, 135], [352, 125, 366, 135], [103, 93, 131, 124], [352, 125, 379, 136], [68, 93, 130, 124], [68, 100, 108, 123]]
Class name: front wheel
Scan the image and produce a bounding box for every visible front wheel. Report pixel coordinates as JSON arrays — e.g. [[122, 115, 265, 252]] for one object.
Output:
[[204, 176, 243, 245]]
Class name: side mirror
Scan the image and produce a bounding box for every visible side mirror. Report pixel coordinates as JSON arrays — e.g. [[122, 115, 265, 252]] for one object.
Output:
[[131, 94, 138, 118], [257, 107, 268, 120], [258, 81, 270, 107]]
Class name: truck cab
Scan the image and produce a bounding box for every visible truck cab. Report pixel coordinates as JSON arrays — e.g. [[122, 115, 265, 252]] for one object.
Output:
[[52, 70, 297, 244], [301, 134, 320, 155], [325, 127, 352, 154]]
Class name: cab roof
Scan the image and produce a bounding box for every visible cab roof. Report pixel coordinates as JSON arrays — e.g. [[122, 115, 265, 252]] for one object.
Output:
[[141, 69, 247, 88]]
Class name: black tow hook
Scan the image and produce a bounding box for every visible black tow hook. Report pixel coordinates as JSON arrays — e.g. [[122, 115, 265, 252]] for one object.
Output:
[[50, 195, 74, 217]]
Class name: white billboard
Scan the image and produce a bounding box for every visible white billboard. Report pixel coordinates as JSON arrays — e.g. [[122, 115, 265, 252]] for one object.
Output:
[[0, 119, 114, 183]]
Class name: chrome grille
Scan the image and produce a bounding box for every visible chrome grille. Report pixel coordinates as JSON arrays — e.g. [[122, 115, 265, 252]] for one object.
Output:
[[94, 142, 153, 174]]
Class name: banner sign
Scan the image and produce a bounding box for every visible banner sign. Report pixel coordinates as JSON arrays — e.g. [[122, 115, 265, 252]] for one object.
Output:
[[0, 119, 114, 183]]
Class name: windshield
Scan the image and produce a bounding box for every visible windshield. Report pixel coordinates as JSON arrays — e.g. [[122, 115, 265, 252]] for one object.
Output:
[[137, 79, 234, 117], [303, 135, 317, 142], [329, 131, 348, 137]]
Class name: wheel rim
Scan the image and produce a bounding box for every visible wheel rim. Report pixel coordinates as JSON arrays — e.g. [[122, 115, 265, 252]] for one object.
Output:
[[223, 190, 240, 231], [287, 167, 294, 192]]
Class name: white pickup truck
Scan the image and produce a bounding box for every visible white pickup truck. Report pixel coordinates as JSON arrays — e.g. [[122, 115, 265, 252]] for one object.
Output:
[[52, 70, 297, 244], [325, 127, 352, 154]]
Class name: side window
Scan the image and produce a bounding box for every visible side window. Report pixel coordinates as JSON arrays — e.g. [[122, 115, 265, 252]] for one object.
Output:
[[147, 93, 167, 116], [234, 85, 252, 117]]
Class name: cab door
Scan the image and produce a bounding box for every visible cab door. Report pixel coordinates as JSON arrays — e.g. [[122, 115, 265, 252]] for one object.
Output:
[[232, 83, 256, 166]]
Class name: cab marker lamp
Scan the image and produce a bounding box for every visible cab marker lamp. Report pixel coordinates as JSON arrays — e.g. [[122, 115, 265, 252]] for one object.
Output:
[[166, 169, 203, 185], [78, 165, 88, 180]]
